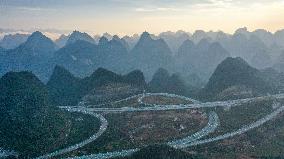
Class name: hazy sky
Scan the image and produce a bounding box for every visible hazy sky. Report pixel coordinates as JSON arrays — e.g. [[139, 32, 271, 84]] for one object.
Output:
[[1, 0, 284, 35]]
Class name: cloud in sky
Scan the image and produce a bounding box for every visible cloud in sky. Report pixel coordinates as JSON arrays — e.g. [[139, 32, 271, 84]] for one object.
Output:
[[1, 0, 284, 35], [134, 7, 182, 12]]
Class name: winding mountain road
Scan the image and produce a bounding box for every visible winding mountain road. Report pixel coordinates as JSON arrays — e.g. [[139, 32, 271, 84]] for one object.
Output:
[[35, 110, 108, 159], [61, 93, 284, 113], [0, 148, 17, 158], [32, 92, 284, 159], [167, 111, 219, 149], [188, 105, 284, 146]]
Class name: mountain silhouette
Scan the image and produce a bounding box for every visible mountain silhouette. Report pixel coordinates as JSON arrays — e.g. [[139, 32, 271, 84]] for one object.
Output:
[[158, 30, 191, 53], [176, 39, 230, 80], [0, 33, 29, 49], [0, 31, 57, 81], [149, 68, 187, 95], [47, 66, 146, 105], [66, 31, 95, 45], [47, 65, 83, 105], [200, 57, 276, 100], [55, 34, 69, 48], [54, 35, 129, 78], [130, 32, 174, 80]]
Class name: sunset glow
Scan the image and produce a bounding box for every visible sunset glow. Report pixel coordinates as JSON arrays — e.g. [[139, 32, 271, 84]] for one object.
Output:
[[1, 0, 284, 35]]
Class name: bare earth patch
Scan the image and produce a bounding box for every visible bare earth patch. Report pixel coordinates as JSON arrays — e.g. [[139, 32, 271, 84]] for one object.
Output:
[[118, 109, 207, 146]]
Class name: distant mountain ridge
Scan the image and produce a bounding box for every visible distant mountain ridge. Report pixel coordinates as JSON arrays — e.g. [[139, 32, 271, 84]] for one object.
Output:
[[0, 31, 57, 81], [130, 31, 174, 80], [20, 31, 58, 57], [66, 31, 96, 45], [53, 34, 130, 77], [1, 28, 284, 85], [158, 30, 191, 53], [55, 34, 69, 48], [176, 39, 230, 80], [0, 33, 30, 49]]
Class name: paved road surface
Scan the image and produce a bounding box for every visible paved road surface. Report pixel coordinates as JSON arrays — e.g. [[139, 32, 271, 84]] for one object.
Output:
[[35, 110, 108, 159], [28, 93, 284, 159]]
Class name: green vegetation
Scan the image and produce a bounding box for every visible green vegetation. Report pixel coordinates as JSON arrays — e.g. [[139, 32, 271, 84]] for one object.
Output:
[[47, 65, 84, 105], [149, 68, 188, 96], [61, 110, 206, 157], [186, 99, 284, 158], [47, 66, 146, 106], [0, 71, 100, 158], [115, 144, 206, 159], [200, 57, 276, 101], [207, 98, 274, 136]]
